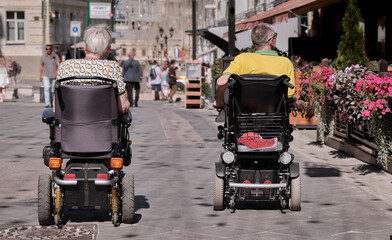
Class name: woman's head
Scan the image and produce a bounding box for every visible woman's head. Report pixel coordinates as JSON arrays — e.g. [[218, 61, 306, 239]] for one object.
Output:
[[83, 24, 112, 59]]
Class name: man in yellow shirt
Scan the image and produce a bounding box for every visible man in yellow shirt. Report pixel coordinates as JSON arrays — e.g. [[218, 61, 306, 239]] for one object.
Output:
[[214, 23, 295, 108]]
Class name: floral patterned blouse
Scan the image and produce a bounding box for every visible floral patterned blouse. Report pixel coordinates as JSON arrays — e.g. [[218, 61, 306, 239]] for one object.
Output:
[[56, 59, 126, 94]]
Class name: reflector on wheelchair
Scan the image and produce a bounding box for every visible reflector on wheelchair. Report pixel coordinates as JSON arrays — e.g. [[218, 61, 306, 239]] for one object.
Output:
[[110, 158, 123, 169], [243, 180, 251, 189], [64, 174, 75, 179], [49, 158, 62, 170], [97, 174, 108, 179]]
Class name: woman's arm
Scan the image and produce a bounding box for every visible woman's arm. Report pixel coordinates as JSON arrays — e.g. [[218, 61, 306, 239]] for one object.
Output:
[[118, 92, 130, 114]]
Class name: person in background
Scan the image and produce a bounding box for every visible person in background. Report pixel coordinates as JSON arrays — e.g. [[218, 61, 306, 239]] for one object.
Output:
[[0, 57, 9, 102], [122, 51, 143, 107], [161, 65, 169, 100], [149, 60, 163, 101], [168, 60, 179, 103], [40, 44, 60, 108], [56, 24, 129, 114], [7, 57, 18, 99]]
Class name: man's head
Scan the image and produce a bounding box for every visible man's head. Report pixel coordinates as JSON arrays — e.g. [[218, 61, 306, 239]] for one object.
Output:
[[251, 23, 277, 50], [128, 51, 135, 59], [8, 56, 14, 62], [170, 59, 176, 66], [153, 60, 158, 65], [45, 45, 53, 55], [83, 24, 112, 59]]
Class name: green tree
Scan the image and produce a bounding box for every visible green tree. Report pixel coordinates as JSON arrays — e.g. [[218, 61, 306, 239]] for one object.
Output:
[[335, 0, 368, 70]]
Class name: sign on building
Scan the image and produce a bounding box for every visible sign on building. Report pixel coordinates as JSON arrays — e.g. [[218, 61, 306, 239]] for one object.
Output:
[[70, 21, 81, 37], [90, 2, 112, 19]]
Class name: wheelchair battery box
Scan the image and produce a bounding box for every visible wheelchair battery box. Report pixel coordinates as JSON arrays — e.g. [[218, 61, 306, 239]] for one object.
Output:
[[63, 163, 109, 210], [237, 169, 277, 198]]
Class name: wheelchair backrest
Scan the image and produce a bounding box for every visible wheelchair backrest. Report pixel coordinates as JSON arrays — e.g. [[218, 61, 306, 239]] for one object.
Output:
[[231, 74, 288, 114], [54, 83, 118, 156]]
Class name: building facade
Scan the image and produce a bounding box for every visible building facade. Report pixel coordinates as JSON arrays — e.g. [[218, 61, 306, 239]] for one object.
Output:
[[0, 0, 87, 85], [114, 0, 215, 64]]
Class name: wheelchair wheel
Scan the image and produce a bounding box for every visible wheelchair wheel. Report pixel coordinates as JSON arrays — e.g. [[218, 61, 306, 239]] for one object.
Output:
[[213, 171, 225, 211], [38, 174, 53, 225], [289, 175, 301, 211], [121, 173, 135, 224]]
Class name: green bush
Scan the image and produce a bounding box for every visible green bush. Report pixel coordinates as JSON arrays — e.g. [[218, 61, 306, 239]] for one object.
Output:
[[335, 0, 368, 70], [202, 82, 211, 99]]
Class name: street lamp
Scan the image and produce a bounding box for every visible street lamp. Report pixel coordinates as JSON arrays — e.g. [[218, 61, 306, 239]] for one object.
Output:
[[156, 27, 174, 63], [159, 27, 164, 37], [169, 27, 174, 37]]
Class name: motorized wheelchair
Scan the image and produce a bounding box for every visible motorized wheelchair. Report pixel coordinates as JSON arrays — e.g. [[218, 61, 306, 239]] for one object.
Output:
[[39, 76, 134, 226], [213, 74, 301, 211]]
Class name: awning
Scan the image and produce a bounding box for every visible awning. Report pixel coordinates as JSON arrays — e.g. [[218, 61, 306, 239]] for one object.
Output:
[[186, 27, 240, 55], [197, 47, 217, 58], [223, 0, 345, 37], [71, 42, 124, 50]]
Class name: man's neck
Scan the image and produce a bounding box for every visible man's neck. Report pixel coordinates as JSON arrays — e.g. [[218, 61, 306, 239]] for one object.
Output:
[[256, 46, 274, 51]]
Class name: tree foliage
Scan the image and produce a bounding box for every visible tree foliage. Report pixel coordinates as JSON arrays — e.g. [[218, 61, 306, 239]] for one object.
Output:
[[335, 0, 368, 70]]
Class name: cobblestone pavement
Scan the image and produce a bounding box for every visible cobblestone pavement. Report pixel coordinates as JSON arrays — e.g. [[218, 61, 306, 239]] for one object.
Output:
[[0, 95, 392, 240]]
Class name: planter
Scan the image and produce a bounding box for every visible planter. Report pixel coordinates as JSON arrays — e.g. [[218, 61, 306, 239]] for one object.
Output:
[[290, 72, 317, 128]]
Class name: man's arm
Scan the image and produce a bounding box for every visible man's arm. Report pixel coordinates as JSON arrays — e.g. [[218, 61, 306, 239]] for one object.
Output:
[[40, 64, 44, 82], [213, 74, 230, 108]]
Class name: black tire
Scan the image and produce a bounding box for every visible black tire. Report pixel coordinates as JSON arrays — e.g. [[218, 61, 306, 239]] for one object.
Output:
[[213, 171, 225, 211], [121, 174, 135, 224], [38, 174, 53, 225], [289, 175, 301, 211]]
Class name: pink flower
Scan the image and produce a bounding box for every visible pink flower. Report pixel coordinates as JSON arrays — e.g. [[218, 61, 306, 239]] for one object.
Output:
[[362, 110, 370, 117]]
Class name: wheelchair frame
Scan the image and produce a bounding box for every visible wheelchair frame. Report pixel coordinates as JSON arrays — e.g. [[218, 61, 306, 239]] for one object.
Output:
[[39, 76, 135, 226], [214, 74, 301, 211]]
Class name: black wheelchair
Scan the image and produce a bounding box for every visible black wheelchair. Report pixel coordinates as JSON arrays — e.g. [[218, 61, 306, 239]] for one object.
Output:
[[39, 76, 134, 226], [214, 74, 301, 211]]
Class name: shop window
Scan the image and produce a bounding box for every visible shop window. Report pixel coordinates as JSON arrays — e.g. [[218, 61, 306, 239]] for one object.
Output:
[[6, 11, 25, 43]]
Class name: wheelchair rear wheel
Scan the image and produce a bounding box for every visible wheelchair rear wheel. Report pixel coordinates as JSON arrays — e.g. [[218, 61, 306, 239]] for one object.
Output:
[[38, 174, 53, 225], [213, 171, 225, 211], [289, 175, 301, 211], [121, 173, 135, 223]]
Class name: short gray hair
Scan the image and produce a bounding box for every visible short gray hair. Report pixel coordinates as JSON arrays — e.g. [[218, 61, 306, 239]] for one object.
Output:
[[83, 24, 112, 58], [251, 23, 276, 48]]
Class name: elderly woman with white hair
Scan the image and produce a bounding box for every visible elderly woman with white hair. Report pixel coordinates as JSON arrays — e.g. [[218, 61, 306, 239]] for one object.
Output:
[[56, 24, 130, 113]]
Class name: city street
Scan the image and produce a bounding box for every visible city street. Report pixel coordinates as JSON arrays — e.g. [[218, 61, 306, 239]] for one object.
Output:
[[1, 95, 392, 240]]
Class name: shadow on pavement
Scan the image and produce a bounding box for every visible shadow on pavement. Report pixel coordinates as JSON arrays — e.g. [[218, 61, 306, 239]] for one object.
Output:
[[305, 167, 341, 177], [353, 164, 383, 175]]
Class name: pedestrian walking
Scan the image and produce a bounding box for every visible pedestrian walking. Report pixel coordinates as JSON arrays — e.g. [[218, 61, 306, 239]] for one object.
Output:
[[122, 52, 143, 107], [0, 57, 9, 102], [40, 44, 60, 108], [7, 57, 19, 99], [168, 60, 179, 103], [161, 66, 169, 100], [149, 60, 163, 101]]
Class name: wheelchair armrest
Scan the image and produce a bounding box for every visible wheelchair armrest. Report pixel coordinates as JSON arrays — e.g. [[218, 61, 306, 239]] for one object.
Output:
[[119, 110, 132, 126], [42, 108, 54, 124]]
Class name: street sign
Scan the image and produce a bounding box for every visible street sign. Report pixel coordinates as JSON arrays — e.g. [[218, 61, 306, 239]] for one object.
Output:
[[70, 21, 81, 37], [90, 2, 111, 19]]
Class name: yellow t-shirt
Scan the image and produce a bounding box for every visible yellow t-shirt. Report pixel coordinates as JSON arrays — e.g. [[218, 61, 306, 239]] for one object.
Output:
[[224, 50, 295, 97]]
